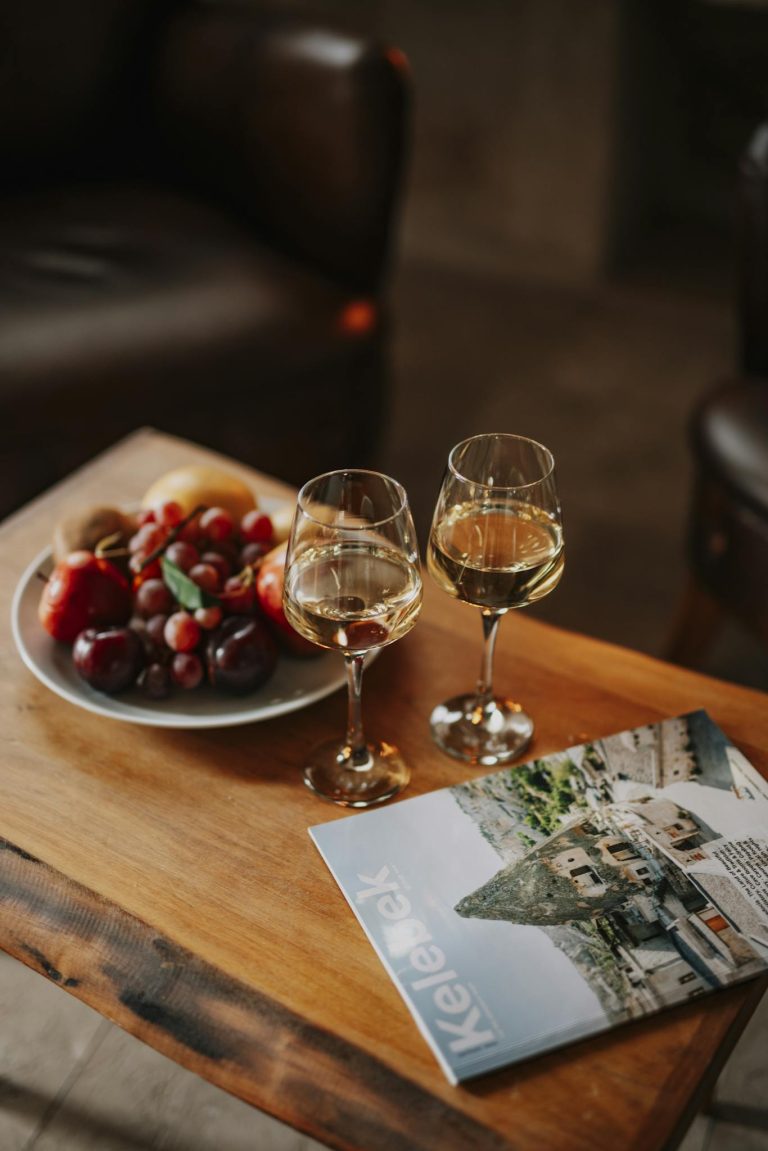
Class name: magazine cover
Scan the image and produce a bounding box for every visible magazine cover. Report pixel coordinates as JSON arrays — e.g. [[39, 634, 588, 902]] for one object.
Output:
[[309, 710, 768, 1084]]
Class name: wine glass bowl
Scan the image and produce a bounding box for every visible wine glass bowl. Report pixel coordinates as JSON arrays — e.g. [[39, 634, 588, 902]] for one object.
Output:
[[283, 469, 422, 806], [427, 433, 564, 766]]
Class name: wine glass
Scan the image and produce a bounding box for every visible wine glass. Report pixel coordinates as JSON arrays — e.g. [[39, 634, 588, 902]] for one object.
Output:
[[283, 469, 422, 807], [427, 433, 564, 766]]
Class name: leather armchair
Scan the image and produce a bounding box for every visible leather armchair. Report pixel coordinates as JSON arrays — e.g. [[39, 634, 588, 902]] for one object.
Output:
[[0, 1, 410, 519], [668, 124, 768, 666]]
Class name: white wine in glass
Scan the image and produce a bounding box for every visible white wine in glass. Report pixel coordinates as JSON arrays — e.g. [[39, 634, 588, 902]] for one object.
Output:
[[427, 434, 564, 765], [283, 469, 422, 806]]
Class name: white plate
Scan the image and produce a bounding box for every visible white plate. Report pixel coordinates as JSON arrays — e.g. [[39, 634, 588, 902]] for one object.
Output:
[[10, 524, 352, 729]]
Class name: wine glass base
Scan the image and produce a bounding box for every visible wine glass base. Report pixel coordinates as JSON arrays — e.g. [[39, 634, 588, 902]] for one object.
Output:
[[429, 694, 533, 767], [303, 739, 411, 808]]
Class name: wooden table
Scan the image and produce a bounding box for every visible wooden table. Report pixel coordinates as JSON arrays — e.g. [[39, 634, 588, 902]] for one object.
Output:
[[1, 429, 766, 1151]]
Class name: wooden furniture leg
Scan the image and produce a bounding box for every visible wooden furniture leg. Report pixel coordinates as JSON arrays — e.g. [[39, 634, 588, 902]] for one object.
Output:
[[665, 577, 723, 668]]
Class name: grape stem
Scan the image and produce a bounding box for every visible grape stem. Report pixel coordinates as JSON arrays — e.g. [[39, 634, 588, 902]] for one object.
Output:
[[95, 532, 130, 560]]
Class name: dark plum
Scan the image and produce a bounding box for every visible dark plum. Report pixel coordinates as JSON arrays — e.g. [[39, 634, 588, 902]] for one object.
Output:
[[73, 626, 144, 693], [206, 615, 277, 694]]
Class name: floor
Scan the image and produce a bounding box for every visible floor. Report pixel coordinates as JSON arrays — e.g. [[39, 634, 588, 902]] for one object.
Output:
[[2, 254, 767, 1149]]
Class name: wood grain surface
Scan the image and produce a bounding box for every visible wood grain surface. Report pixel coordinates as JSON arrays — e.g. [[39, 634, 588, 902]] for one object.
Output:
[[1, 428, 766, 1151]]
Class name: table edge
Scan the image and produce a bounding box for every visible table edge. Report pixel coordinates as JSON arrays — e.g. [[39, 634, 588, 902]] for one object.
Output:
[[0, 834, 511, 1151]]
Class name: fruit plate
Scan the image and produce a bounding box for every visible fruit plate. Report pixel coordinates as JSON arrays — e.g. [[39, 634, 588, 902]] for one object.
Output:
[[11, 546, 352, 730]]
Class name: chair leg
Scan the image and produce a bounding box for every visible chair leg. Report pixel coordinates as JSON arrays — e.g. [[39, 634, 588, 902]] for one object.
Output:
[[665, 577, 723, 668]]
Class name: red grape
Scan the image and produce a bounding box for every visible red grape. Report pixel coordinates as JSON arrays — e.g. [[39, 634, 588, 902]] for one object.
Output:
[[154, 500, 184, 528], [222, 577, 256, 614], [165, 541, 199, 572], [135, 578, 174, 618], [178, 515, 201, 544], [189, 563, 220, 592], [195, 605, 223, 630], [240, 542, 270, 566], [129, 522, 166, 555], [171, 652, 204, 689], [241, 511, 273, 544], [200, 551, 231, 583], [139, 662, 172, 699], [200, 507, 234, 542], [146, 614, 169, 647], [164, 611, 201, 653], [131, 557, 163, 581]]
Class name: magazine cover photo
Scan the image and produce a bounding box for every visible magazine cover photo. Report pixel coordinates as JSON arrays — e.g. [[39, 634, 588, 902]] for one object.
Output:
[[310, 710, 768, 1084]]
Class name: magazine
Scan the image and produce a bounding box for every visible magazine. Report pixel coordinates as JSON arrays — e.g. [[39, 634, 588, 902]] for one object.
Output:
[[309, 710, 768, 1084]]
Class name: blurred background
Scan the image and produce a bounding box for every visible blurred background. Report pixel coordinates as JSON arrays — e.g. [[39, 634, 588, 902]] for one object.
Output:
[[345, 0, 768, 689], [2, 0, 767, 690]]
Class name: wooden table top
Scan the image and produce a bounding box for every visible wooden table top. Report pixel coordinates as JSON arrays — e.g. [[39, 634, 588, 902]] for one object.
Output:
[[1, 428, 766, 1151]]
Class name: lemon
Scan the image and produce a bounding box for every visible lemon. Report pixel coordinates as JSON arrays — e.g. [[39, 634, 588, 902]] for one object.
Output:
[[141, 466, 257, 520]]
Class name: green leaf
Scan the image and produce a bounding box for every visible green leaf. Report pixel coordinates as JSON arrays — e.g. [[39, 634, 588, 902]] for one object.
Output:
[[161, 557, 220, 611]]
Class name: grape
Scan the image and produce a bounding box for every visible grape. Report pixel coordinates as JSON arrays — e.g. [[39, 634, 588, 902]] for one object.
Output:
[[189, 563, 220, 592], [135, 578, 174, 618], [146, 613, 170, 648], [178, 515, 201, 544], [129, 618, 151, 655], [139, 662, 172, 699], [200, 507, 234, 542], [131, 557, 163, 581], [222, 576, 256, 614], [165, 541, 199, 572], [164, 611, 201, 653], [206, 616, 277, 693], [73, 627, 144, 693], [241, 511, 273, 544], [129, 522, 166, 554], [200, 551, 231, 583], [240, 542, 270, 567], [171, 652, 204, 689], [154, 500, 184, 528], [195, 605, 222, 630]]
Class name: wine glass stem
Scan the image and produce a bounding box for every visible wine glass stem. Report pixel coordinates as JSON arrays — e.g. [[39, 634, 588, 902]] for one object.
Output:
[[343, 653, 370, 769], [477, 609, 503, 705]]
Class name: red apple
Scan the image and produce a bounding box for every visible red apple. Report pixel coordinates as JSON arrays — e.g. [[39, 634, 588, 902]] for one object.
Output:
[[254, 542, 319, 657], [39, 550, 132, 643]]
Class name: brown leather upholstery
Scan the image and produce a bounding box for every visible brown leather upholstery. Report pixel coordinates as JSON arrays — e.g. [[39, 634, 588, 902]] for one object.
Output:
[[692, 381, 768, 517], [0, 2, 409, 519], [740, 125, 768, 378], [686, 381, 768, 642], [152, 6, 408, 291], [670, 125, 768, 662]]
